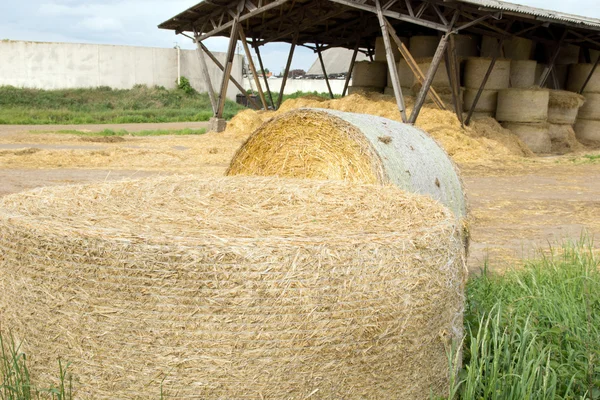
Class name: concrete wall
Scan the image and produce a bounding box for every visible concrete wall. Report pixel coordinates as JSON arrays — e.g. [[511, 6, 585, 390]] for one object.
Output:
[[0, 40, 243, 100], [244, 77, 349, 95]]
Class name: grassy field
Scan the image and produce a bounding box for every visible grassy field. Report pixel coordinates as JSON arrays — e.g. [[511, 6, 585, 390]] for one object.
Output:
[[0, 85, 245, 125], [49, 128, 207, 137], [2, 244, 598, 399]]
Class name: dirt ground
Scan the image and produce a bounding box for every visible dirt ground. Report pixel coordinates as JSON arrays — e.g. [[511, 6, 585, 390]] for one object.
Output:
[[1, 123, 599, 273]]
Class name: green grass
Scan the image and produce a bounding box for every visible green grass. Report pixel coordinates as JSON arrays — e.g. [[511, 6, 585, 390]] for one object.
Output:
[[48, 128, 207, 137], [0, 85, 246, 125], [2, 243, 599, 399], [449, 243, 600, 399]]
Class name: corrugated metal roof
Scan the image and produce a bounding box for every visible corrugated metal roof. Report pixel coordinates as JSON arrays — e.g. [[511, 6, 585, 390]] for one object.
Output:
[[458, 0, 600, 30]]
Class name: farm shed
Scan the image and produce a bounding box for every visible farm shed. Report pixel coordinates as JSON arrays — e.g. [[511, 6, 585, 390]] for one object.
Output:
[[159, 0, 600, 131]]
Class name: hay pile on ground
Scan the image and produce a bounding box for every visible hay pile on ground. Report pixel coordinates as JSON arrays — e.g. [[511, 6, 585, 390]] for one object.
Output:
[[0, 175, 466, 399], [223, 92, 533, 164]]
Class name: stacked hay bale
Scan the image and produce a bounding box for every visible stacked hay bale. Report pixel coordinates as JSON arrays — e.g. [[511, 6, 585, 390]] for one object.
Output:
[[463, 57, 511, 118], [385, 59, 415, 96], [547, 90, 585, 153], [374, 36, 407, 62], [0, 175, 466, 400], [228, 108, 468, 219], [481, 36, 534, 60], [349, 60, 387, 94], [509, 60, 537, 88], [567, 63, 600, 143], [496, 88, 551, 153], [409, 35, 439, 58]]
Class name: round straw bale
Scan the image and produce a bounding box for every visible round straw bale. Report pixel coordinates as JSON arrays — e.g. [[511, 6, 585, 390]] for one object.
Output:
[[409, 36, 439, 58], [496, 88, 549, 123], [549, 124, 583, 154], [463, 88, 498, 113], [348, 85, 383, 94], [574, 118, 600, 142], [387, 59, 416, 88], [416, 57, 450, 88], [374, 36, 406, 62], [352, 61, 387, 88], [548, 123, 571, 141], [227, 108, 467, 218], [567, 63, 600, 93], [503, 37, 534, 60], [0, 176, 466, 400], [548, 90, 585, 124], [453, 34, 479, 57], [509, 60, 537, 88], [464, 57, 511, 90], [577, 92, 600, 120], [480, 36, 499, 58], [502, 122, 551, 153]]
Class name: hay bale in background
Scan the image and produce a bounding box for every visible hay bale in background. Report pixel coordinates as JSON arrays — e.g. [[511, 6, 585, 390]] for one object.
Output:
[[574, 119, 600, 142], [502, 122, 551, 153], [549, 124, 583, 154], [374, 36, 407, 62], [409, 36, 440, 58], [0, 176, 466, 400], [227, 108, 468, 218], [548, 90, 585, 124], [577, 92, 600, 120], [554, 44, 580, 65], [352, 61, 387, 88], [496, 88, 549, 123], [567, 64, 600, 93], [348, 85, 384, 95], [453, 34, 479, 58], [509, 60, 537, 88], [384, 86, 414, 97], [387, 59, 416, 88], [464, 58, 511, 90], [463, 89, 498, 113], [503, 37, 534, 60], [416, 57, 451, 88]]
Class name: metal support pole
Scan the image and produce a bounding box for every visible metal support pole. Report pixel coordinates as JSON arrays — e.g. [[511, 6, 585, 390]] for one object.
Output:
[[376, 0, 406, 122], [216, 18, 240, 118], [199, 42, 261, 110], [277, 32, 298, 109], [342, 37, 361, 97], [409, 34, 449, 124], [238, 24, 268, 110], [538, 30, 568, 87], [445, 34, 464, 126], [254, 44, 275, 109], [465, 38, 503, 126], [193, 30, 218, 115], [579, 55, 600, 94], [316, 44, 334, 99]]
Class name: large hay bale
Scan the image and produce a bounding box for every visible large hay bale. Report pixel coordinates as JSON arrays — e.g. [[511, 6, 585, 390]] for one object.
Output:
[[374, 36, 407, 62], [463, 88, 498, 113], [352, 61, 387, 88], [509, 60, 537, 88], [348, 85, 384, 94], [0, 176, 466, 400], [502, 122, 551, 153], [548, 90, 585, 124], [453, 34, 479, 58], [549, 123, 583, 154], [409, 36, 439, 58], [567, 63, 600, 93], [496, 88, 549, 123], [387, 59, 416, 88], [416, 57, 451, 88], [464, 57, 511, 90], [503, 37, 534, 60], [574, 118, 600, 142], [577, 92, 600, 120], [227, 108, 467, 218]]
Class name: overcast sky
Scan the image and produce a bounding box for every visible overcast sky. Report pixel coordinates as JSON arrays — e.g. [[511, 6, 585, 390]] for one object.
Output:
[[1, 0, 599, 73]]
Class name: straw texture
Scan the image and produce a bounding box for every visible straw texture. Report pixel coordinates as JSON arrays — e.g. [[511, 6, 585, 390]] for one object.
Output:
[[0, 175, 466, 400], [574, 119, 600, 142], [502, 122, 551, 153], [509, 60, 537, 88], [464, 58, 511, 90], [496, 88, 549, 123], [352, 61, 387, 88], [577, 93, 600, 120], [548, 90, 585, 124], [409, 36, 439, 58], [567, 64, 600, 93]]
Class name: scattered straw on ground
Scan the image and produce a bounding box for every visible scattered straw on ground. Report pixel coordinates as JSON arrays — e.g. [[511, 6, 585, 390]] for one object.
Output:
[[0, 175, 465, 399]]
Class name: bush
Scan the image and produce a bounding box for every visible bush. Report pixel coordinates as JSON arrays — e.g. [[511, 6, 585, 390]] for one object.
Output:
[[177, 77, 196, 95]]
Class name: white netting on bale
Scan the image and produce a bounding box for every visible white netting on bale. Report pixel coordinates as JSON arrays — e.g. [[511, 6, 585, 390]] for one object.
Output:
[[574, 119, 600, 142], [463, 89, 498, 113], [0, 175, 466, 400], [567, 64, 600, 93], [577, 92, 600, 120], [352, 61, 387, 88], [548, 90, 585, 124], [409, 36, 439, 58], [464, 58, 511, 90], [496, 88, 549, 123], [509, 60, 537, 88], [502, 122, 551, 153]]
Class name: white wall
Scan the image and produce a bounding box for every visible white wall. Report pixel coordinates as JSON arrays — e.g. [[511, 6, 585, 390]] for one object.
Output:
[[0, 40, 243, 100], [243, 77, 349, 95]]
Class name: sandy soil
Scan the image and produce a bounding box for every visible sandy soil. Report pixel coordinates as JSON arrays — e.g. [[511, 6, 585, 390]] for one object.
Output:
[[1, 124, 599, 273]]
